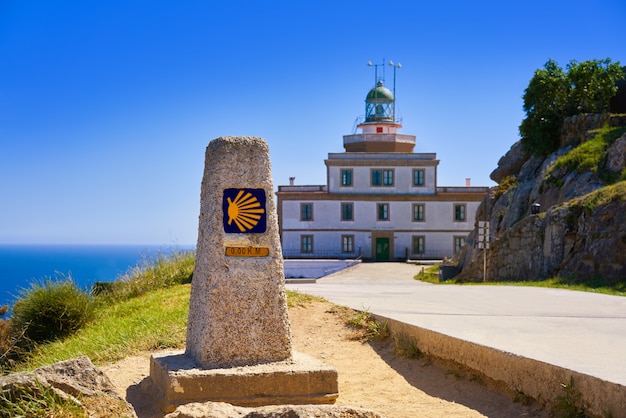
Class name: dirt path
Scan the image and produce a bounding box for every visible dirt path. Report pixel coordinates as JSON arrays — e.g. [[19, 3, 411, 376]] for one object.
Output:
[[102, 300, 547, 417]]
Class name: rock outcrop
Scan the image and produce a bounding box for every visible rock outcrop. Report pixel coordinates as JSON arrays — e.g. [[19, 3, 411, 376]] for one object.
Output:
[[0, 356, 136, 417], [457, 114, 626, 283]]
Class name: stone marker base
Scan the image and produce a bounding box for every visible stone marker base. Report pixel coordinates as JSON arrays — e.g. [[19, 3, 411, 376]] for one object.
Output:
[[148, 350, 338, 413]]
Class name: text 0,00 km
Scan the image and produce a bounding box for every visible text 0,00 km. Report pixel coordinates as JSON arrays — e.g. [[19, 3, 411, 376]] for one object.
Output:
[[225, 247, 270, 257]]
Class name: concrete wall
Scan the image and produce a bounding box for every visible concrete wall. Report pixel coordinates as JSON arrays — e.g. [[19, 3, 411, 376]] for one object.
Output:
[[376, 315, 626, 418]]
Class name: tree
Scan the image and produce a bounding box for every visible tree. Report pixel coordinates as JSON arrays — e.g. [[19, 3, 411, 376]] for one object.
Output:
[[519, 59, 568, 156], [566, 59, 623, 114], [519, 58, 624, 156]]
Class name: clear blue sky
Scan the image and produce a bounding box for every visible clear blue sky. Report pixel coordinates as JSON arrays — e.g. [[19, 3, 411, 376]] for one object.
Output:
[[1, 0, 624, 245]]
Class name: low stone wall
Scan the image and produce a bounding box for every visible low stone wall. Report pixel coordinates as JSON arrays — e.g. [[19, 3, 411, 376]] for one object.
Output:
[[375, 315, 626, 418], [284, 259, 361, 279]]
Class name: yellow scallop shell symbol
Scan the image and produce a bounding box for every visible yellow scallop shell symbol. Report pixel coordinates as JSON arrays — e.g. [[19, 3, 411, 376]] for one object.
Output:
[[227, 190, 265, 232]]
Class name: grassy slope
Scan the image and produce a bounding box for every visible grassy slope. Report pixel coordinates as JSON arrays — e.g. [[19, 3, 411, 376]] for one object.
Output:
[[16, 287, 325, 372], [17, 284, 190, 371]]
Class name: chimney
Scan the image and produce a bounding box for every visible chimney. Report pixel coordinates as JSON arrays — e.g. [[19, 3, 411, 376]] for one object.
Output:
[[465, 178, 471, 187], [289, 176, 295, 186]]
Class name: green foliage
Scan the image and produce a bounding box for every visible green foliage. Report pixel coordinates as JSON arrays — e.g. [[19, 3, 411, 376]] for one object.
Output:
[[520, 59, 569, 156], [494, 175, 518, 199], [415, 264, 440, 283], [554, 377, 589, 418], [96, 250, 195, 301], [4, 251, 196, 371], [520, 58, 624, 156], [567, 60, 624, 114], [11, 276, 95, 344], [16, 284, 191, 371], [394, 332, 423, 359], [0, 379, 85, 418], [574, 180, 626, 213], [346, 310, 390, 342], [439, 264, 626, 296], [514, 392, 531, 405], [286, 290, 324, 307], [550, 125, 626, 177]]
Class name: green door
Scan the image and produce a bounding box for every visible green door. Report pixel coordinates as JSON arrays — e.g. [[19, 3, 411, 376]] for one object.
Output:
[[375, 237, 390, 261]]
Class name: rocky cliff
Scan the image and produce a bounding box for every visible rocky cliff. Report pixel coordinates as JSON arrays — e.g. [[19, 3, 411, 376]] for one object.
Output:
[[455, 114, 626, 283]]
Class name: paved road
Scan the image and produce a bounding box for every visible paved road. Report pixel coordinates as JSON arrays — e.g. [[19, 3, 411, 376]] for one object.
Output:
[[285, 262, 626, 386]]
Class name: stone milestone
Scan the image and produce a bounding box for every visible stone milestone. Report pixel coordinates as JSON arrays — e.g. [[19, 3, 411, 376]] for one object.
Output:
[[186, 136, 291, 368], [149, 136, 338, 412]]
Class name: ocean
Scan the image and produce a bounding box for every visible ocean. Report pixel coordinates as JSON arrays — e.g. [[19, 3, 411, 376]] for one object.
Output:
[[0, 244, 194, 309]]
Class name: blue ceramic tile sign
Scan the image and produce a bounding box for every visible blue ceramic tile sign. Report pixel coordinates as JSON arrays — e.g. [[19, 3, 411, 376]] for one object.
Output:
[[223, 188, 266, 233]]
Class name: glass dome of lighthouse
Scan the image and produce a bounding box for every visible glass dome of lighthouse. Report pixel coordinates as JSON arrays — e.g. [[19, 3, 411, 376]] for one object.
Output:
[[365, 80, 394, 122], [343, 60, 415, 152]]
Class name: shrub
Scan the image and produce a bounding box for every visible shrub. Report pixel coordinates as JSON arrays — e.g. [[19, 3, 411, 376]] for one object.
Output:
[[494, 175, 518, 199], [345, 310, 390, 342], [11, 276, 95, 344], [394, 332, 423, 359], [554, 377, 589, 418]]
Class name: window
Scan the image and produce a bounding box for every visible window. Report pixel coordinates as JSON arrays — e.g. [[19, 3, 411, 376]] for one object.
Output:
[[413, 169, 425, 186], [371, 169, 394, 186], [377, 203, 389, 221], [301, 235, 313, 253], [454, 236, 466, 254], [371, 170, 382, 186], [341, 203, 353, 221], [412, 236, 425, 255], [342, 235, 355, 253], [341, 169, 353, 187], [412, 203, 425, 222], [454, 204, 466, 222], [383, 169, 394, 186], [300, 203, 313, 221]]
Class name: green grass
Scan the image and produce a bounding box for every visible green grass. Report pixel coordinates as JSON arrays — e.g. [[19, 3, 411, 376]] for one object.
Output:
[[2, 250, 195, 372], [415, 264, 625, 296], [96, 250, 195, 301], [10, 286, 321, 372], [496, 277, 625, 296], [285, 289, 325, 307], [550, 124, 626, 180], [393, 332, 422, 359], [16, 284, 191, 371], [446, 276, 624, 297], [414, 264, 441, 284], [0, 379, 86, 418], [573, 180, 626, 213], [344, 309, 389, 342]]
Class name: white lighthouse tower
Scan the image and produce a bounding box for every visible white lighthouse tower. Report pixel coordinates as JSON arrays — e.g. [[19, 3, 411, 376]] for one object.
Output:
[[343, 61, 416, 152]]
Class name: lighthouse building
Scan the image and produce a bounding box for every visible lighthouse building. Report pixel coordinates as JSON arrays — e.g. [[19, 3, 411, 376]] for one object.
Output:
[[276, 71, 488, 261]]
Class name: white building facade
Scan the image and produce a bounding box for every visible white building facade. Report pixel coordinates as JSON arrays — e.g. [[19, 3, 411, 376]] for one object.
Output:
[[276, 77, 488, 261]]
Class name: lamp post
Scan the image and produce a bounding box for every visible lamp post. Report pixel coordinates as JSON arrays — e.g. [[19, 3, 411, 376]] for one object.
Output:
[[388, 60, 401, 122], [367, 59, 385, 84]]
